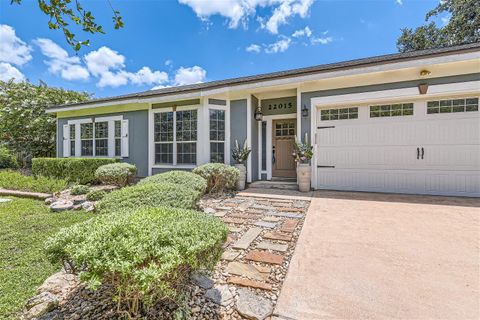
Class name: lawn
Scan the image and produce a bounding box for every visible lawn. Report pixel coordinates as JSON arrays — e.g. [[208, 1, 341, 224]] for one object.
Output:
[[0, 170, 68, 194], [0, 197, 93, 318]]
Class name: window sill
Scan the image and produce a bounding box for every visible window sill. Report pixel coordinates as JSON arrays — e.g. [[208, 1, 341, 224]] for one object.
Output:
[[152, 164, 196, 169]]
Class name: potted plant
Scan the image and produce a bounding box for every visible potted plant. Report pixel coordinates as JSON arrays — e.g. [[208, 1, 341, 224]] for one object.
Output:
[[293, 133, 314, 192], [231, 139, 251, 190]]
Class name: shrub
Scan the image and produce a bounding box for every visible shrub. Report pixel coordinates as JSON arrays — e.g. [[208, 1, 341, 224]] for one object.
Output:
[[70, 185, 89, 195], [32, 158, 117, 184], [192, 163, 240, 193], [138, 171, 207, 194], [94, 163, 136, 187], [0, 170, 67, 193], [96, 182, 201, 214], [0, 147, 18, 169], [85, 190, 106, 202], [44, 207, 228, 317]]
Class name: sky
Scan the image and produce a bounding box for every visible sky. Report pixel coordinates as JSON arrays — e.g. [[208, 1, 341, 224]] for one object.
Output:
[[0, 0, 444, 98]]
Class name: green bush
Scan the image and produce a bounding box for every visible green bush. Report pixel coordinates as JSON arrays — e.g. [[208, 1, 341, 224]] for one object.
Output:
[[70, 185, 89, 195], [32, 158, 117, 184], [192, 163, 240, 193], [97, 182, 201, 214], [85, 190, 107, 201], [0, 147, 18, 169], [94, 163, 136, 187], [138, 170, 207, 194], [45, 207, 228, 317], [0, 170, 67, 193]]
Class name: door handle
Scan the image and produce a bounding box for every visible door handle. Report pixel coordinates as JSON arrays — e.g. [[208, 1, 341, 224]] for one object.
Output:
[[421, 147, 424, 159], [417, 147, 420, 159]]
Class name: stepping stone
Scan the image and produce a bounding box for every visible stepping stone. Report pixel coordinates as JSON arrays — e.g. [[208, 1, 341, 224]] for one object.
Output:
[[277, 207, 304, 213], [0, 198, 12, 203], [262, 216, 282, 222], [253, 221, 277, 229], [228, 226, 242, 233], [267, 212, 303, 219], [50, 201, 74, 212], [263, 232, 292, 242], [229, 213, 261, 219], [245, 208, 265, 215], [257, 241, 288, 252], [251, 204, 274, 211], [216, 206, 232, 211], [203, 207, 216, 214], [281, 219, 299, 233], [205, 285, 234, 306], [223, 217, 247, 224], [269, 198, 294, 203], [214, 211, 227, 217], [245, 250, 284, 265], [232, 227, 262, 249], [226, 262, 265, 281], [236, 288, 273, 320], [227, 276, 272, 291], [222, 250, 240, 261], [254, 265, 271, 274], [190, 272, 214, 289]]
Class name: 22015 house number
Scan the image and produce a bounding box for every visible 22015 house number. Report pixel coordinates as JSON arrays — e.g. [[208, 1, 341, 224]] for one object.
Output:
[[267, 102, 294, 110]]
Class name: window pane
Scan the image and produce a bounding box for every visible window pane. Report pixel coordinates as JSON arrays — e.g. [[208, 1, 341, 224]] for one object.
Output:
[[154, 112, 173, 142], [155, 143, 173, 164], [95, 139, 108, 156], [210, 142, 224, 163], [176, 110, 197, 142], [115, 139, 121, 157], [95, 122, 108, 138], [69, 124, 75, 140], [114, 120, 121, 138], [81, 140, 93, 156], [70, 141, 75, 157], [177, 143, 196, 164], [80, 123, 93, 139]]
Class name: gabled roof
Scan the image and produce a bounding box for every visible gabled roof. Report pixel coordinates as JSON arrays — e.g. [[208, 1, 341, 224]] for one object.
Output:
[[50, 42, 480, 110]]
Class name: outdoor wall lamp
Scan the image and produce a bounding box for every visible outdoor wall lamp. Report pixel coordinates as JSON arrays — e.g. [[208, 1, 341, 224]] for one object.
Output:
[[254, 105, 263, 121], [302, 105, 309, 117], [418, 83, 429, 95]]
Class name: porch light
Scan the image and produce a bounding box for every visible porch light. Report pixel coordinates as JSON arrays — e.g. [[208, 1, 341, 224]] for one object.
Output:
[[254, 105, 263, 121], [418, 83, 429, 95], [302, 105, 309, 117]]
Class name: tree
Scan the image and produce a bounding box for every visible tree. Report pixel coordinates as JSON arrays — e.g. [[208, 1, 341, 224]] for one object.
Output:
[[0, 80, 90, 166], [10, 0, 124, 51], [397, 0, 480, 52]]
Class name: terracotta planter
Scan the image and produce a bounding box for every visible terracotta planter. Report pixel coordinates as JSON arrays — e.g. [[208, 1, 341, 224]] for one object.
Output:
[[235, 164, 247, 190], [297, 163, 311, 192]]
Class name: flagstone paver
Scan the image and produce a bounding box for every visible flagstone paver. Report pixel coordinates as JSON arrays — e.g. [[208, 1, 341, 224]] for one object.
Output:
[[245, 250, 284, 265], [227, 276, 272, 291], [228, 226, 242, 233], [257, 241, 289, 252], [253, 221, 278, 229], [232, 227, 262, 249], [227, 262, 266, 281], [214, 211, 227, 217], [262, 216, 282, 222], [263, 231, 293, 242], [267, 212, 304, 219], [221, 250, 241, 261], [281, 219, 299, 233], [222, 217, 248, 224], [277, 207, 305, 213], [254, 265, 272, 274]]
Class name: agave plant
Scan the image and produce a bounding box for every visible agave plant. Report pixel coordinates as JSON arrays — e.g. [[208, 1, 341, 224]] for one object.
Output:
[[292, 133, 313, 164], [232, 139, 251, 164]]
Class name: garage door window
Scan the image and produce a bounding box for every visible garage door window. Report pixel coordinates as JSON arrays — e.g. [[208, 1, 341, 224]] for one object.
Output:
[[370, 103, 413, 118], [321, 107, 358, 120], [427, 97, 479, 114]]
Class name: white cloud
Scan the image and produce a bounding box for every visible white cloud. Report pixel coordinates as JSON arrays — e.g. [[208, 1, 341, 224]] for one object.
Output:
[[310, 36, 332, 45], [265, 37, 291, 53], [246, 44, 261, 53], [396, 0, 403, 5], [84, 46, 125, 77], [128, 67, 168, 85], [0, 24, 32, 66], [292, 26, 312, 38], [0, 62, 25, 82], [174, 66, 206, 85], [34, 38, 89, 81], [265, 0, 313, 34]]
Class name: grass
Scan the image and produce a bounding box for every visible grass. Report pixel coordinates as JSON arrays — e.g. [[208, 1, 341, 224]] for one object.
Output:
[[0, 170, 68, 194], [0, 197, 93, 318]]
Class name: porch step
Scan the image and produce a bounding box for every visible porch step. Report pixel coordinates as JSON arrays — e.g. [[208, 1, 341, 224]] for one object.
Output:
[[248, 180, 298, 191]]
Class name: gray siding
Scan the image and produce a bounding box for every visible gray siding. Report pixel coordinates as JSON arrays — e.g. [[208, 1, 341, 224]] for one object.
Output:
[[230, 99, 248, 165], [301, 73, 480, 139], [56, 110, 149, 177]]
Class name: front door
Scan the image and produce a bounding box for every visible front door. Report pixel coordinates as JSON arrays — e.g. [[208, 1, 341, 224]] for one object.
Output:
[[272, 119, 296, 178]]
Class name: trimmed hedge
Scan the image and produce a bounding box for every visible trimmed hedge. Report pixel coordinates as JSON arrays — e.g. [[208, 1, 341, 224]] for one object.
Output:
[[32, 158, 117, 184], [45, 207, 228, 316], [95, 163, 137, 187], [192, 163, 239, 193], [0, 170, 67, 193], [138, 171, 207, 194], [96, 182, 201, 213]]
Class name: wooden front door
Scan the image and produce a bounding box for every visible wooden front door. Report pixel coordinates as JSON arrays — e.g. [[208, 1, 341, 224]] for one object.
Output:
[[272, 119, 296, 178]]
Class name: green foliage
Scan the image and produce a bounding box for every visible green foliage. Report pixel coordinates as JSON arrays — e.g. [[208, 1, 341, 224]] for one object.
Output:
[[138, 170, 207, 194], [0, 147, 18, 169], [94, 163, 137, 187], [70, 185, 89, 195], [44, 207, 228, 316], [85, 190, 106, 202], [293, 133, 314, 164], [0, 197, 92, 318], [0, 81, 89, 166], [231, 139, 251, 164], [397, 0, 480, 52], [32, 158, 117, 184], [192, 163, 240, 193], [10, 0, 123, 51], [97, 183, 201, 214], [0, 170, 67, 193]]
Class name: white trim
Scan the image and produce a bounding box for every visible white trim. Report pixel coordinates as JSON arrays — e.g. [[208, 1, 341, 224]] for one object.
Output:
[[206, 101, 230, 165], [310, 100, 317, 189], [152, 164, 196, 169], [258, 120, 262, 180], [246, 96, 252, 182], [67, 118, 92, 125], [225, 100, 231, 165], [148, 104, 154, 176]]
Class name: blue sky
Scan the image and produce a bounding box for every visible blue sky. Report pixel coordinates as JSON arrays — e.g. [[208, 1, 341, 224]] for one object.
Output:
[[0, 0, 442, 98]]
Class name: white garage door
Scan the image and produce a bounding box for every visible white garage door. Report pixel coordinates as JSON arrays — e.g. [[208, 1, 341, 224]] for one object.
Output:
[[315, 97, 480, 197]]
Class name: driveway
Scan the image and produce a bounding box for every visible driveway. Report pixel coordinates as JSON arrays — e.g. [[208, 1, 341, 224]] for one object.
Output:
[[274, 191, 480, 319]]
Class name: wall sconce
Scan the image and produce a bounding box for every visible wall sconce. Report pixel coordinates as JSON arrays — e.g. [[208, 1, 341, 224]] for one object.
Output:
[[254, 105, 263, 121], [302, 105, 309, 117], [418, 83, 429, 95]]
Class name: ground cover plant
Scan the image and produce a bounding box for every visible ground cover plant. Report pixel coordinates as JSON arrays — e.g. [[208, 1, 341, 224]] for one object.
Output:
[[193, 163, 239, 193], [138, 170, 207, 194], [0, 170, 67, 194], [85, 189, 106, 201], [70, 184, 90, 195], [45, 207, 228, 317], [0, 197, 92, 318], [0, 147, 18, 169], [94, 163, 137, 187]]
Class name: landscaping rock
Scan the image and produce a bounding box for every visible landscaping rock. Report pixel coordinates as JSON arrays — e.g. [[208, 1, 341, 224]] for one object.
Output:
[[191, 272, 214, 289], [44, 197, 55, 205], [81, 201, 94, 212], [203, 207, 216, 214], [71, 195, 86, 205], [257, 241, 288, 252], [37, 270, 79, 302], [205, 285, 233, 306], [50, 201, 74, 212], [226, 262, 266, 281], [221, 250, 241, 261], [227, 277, 272, 291], [23, 292, 58, 320], [253, 221, 278, 229], [236, 288, 273, 320]]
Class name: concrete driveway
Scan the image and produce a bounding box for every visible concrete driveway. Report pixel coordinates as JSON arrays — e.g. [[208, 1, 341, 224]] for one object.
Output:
[[274, 191, 480, 320]]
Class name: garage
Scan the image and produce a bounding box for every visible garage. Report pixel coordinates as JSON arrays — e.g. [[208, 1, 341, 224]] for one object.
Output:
[[313, 94, 480, 197]]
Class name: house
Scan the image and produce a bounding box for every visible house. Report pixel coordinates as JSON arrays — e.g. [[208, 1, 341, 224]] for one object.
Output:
[[47, 43, 480, 197]]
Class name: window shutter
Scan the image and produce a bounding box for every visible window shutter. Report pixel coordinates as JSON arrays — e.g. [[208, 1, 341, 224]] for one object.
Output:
[[121, 119, 129, 157], [62, 124, 70, 157]]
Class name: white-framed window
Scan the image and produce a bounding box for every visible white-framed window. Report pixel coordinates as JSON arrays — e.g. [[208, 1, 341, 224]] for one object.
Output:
[[209, 109, 225, 163], [320, 107, 358, 121], [64, 116, 128, 158], [153, 108, 197, 165], [370, 103, 413, 118], [427, 97, 479, 114]]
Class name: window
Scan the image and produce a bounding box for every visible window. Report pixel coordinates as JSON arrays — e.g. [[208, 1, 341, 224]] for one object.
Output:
[[275, 122, 295, 136], [427, 97, 478, 114], [210, 109, 225, 163], [80, 123, 93, 156], [321, 107, 358, 121], [370, 103, 413, 118], [114, 120, 121, 157], [154, 109, 197, 165], [94, 122, 108, 156], [69, 124, 75, 157]]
